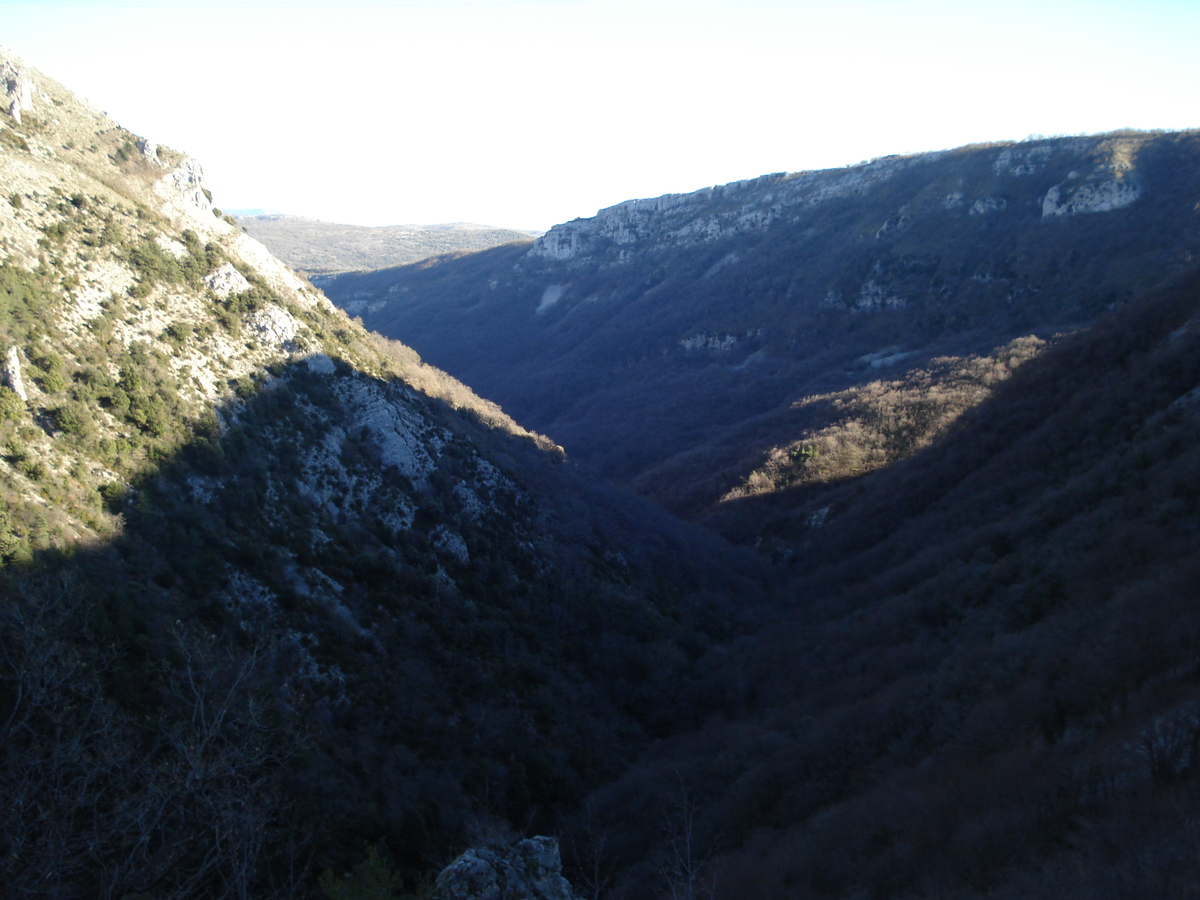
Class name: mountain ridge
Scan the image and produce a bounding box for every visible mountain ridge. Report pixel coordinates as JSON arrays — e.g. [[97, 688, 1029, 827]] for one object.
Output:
[[319, 127, 1200, 545]]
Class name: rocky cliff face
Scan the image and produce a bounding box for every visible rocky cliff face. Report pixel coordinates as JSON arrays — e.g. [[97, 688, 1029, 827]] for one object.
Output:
[[527, 135, 1144, 264]]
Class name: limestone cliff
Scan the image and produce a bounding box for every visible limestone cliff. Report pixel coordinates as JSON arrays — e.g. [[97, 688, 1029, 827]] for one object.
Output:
[[529, 134, 1150, 263]]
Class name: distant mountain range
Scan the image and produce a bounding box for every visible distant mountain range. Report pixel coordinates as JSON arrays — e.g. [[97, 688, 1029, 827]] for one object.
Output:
[[234, 213, 540, 275]]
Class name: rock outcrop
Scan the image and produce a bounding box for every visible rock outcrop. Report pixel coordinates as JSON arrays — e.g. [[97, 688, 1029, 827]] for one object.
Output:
[[2, 345, 27, 401], [1, 51, 34, 124], [433, 837, 577, 900], [1041, 177, 1142, 218]]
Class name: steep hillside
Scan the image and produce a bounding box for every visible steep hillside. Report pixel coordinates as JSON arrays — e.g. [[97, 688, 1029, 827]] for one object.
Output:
[[234, 214, 539, 276], [320, 131, 1200, 537], [0, 48, 770, 898], [567, 265, 1200, 900]]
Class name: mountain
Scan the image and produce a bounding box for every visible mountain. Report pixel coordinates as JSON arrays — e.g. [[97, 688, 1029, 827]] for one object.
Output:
[[0, 47, 769, 898], [9, 40, 1200, 900], [234, 214, 540, 276], [319, 130, 1200, 547]]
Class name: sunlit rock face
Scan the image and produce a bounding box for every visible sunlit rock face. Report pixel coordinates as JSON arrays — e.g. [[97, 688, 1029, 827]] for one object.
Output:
[[1041, 178, 1142, 217]]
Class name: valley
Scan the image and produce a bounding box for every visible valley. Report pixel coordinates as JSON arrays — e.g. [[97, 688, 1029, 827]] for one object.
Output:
[[318, 130, 1200, 555], [4, 43, 1200, 900]]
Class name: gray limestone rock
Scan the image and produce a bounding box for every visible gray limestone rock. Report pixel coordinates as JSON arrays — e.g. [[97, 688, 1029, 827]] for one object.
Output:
[[3, 345, 28, 401], [433, 837, 576, 900], [1, 54, 33, 124]]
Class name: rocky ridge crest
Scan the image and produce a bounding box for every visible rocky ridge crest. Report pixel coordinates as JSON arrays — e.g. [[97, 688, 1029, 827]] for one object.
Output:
[[529, 135, 1147, 263]]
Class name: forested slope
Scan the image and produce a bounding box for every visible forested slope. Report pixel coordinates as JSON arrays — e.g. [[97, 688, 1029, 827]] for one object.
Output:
[[569, 267, 1200, 900]]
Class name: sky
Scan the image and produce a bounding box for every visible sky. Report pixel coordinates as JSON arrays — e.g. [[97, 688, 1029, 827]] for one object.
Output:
[[4, 0, 1199, 231]]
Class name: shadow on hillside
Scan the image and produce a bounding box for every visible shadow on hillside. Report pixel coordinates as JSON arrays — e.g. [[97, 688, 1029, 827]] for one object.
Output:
[[1, 350, 776, 898], [573, 264, 1200, 900]]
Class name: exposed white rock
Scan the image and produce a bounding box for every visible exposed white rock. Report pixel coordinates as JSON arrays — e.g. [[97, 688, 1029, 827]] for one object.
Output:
[[856, 280, 907, 311], [856, 347, 917, 368], [341, 297, 387, 315], [1042, 179, 1142, 218], [876, 213, 912, 238], [248, 305, 300, 348], [536, 283, 567, 314], [216, 571, 278, 634], [703, 251, 741, 279], [155, 233, 189, 258], [992, 144, 1054, 176], [155, 156, 220, 227], [55, 259, 131, 330], [1, 52, 34, 124], [2, 345, 28, 401], [970, 196, 1007, 216], [137, 138, 160, 164], [231, 232, 326, 309], [528, 156, 933, 262], [306, 353, 336, 374], [432, 525, 470, 563], [331, 377, 442, 482], [203, 262, 252, 297], [681, 331, 743, 352]]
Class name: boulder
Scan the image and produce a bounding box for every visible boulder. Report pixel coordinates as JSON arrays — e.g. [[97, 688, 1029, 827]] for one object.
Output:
[[433, 836, 576, 900]]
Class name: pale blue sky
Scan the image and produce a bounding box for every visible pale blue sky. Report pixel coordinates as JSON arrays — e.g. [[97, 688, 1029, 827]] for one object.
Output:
[[4, 0, 1198, 230]]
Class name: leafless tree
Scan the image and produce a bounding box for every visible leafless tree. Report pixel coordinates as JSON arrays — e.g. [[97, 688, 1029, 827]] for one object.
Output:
[[0, 573, 310, 899], [658, 781, 716, 900]]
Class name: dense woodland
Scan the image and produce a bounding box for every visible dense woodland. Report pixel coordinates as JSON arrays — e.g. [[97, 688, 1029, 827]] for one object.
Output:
[[3, 55, 1200, 900]]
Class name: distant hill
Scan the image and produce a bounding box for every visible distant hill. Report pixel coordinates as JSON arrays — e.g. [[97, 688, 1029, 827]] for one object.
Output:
[[233, 213, 540, 276]]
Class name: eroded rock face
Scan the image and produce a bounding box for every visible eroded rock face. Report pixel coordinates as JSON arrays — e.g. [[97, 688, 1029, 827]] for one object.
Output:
[[1042, 178, 1142, 217], [433, 837, 577, 900], [2, 345, 27, 401], [1, 51, 34, 124], [203, 262, 252, 297]]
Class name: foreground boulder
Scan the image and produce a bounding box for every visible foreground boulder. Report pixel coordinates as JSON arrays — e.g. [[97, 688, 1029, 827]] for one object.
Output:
[[433, 837, 576, 900]]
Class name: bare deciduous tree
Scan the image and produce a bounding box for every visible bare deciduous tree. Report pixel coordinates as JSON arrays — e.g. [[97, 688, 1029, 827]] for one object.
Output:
[[0, 573, 310, 899]]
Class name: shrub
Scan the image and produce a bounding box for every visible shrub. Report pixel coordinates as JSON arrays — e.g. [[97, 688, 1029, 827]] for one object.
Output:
[[29, 347, 68, 393], [52, 401, 96, 440], [0, 386, 24, 422]]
